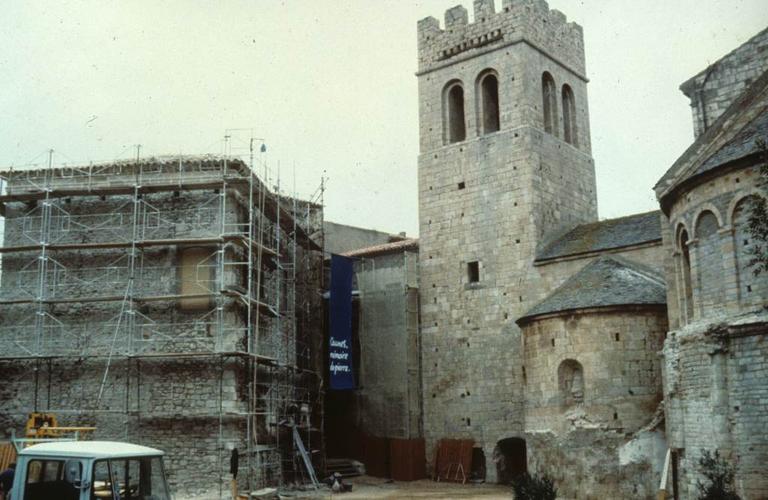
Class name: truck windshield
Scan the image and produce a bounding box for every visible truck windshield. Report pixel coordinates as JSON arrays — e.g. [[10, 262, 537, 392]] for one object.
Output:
[[91, 457, 169, 500]]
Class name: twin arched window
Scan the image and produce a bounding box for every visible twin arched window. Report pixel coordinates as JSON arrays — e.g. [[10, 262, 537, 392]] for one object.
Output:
[[542, 72, 578, 146], [442, 70, 578, 145], [443, 70, 500, 144]]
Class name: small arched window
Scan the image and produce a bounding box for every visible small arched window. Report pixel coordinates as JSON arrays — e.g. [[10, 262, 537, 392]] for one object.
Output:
[[444, 81, 466, 144], [541, 72, 558, 136], [477, 71, 500, 134], [561, 84, 577, 146], [677, 226, 693, 322], [558, 359, 584, 406]]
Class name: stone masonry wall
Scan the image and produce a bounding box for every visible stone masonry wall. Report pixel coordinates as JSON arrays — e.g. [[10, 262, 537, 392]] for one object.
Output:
[[663, 318, 768, 499], [681, 28, 768, 138], [0, 161, 316, 498], [525, 429, 666, 500], [417, 0, 597, 480], [0, 357, 248, 497], [522, 309, 667, 435], [665, 164, 767, 328], [661, 142, 768, 498]]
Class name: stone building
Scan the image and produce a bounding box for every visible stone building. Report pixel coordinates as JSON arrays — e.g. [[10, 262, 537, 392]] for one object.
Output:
[[655, 27, 768, 499], [417, 0, 598, 483], [0, 157, 325, 498], [413, 1, 767, 498]]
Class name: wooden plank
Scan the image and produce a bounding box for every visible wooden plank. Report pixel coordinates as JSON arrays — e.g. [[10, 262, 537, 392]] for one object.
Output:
[[390, 438, 426, 481], [362, 434, 390, 478], [0, 443, 17, 471], [434, 438, 473, 483]]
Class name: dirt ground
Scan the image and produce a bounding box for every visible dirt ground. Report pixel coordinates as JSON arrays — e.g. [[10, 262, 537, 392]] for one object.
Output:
[[280, 475, 513, 499]]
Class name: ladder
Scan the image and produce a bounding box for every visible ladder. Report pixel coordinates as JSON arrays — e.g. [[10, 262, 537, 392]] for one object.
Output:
[[292, 426, 319, 489]]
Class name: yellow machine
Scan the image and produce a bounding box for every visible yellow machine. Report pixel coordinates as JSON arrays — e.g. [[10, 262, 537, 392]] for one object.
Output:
[[24, 412, 96, 440]]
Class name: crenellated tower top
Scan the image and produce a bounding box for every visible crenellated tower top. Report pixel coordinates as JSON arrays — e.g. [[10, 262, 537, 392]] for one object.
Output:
[[417, 0, 585, 78]]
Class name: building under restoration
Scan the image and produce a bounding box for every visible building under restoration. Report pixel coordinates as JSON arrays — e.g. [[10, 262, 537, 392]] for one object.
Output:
[[0, 154, 325, 497]]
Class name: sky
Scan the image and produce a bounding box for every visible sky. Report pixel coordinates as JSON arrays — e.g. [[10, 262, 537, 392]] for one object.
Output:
[[1, 1, 767, 237]]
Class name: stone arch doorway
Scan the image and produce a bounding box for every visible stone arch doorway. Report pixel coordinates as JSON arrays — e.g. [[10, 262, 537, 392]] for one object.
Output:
[[494, 437, 527, 484]]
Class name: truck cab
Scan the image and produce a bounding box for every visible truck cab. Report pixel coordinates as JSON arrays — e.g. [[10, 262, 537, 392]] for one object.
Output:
[[9, 441, 172, 500]]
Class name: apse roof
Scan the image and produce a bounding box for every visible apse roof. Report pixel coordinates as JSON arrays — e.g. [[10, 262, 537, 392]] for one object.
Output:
[[517, 255, 666, 324]]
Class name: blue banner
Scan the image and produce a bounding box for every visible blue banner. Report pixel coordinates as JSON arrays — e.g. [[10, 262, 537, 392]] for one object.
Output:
[[329, 254, 355, 390]]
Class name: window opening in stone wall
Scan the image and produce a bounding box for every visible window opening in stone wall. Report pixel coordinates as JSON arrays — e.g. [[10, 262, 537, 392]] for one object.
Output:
[[558, 359, 584, 406], [478, 71, 500, 134], [678, 227, 694, 322], [467, 261, 480, 283], [542, 72, 558, 136], [444, 81, 466, 143], [562, 84, 577, 146], [458, 181, 466, 190]]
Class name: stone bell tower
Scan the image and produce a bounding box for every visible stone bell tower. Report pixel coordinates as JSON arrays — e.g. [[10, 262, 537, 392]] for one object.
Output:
[[416, 0, 597, 480]]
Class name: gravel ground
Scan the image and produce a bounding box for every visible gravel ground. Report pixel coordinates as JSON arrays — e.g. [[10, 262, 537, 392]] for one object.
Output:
[[276, 475, 512, 499]]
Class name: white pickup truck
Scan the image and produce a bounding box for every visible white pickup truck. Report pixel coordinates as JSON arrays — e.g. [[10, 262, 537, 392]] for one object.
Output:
[[9, 441, 172, 500]]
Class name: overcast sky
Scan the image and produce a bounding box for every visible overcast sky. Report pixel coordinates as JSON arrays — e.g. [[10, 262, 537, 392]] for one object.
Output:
[[2, 1, 767, 237]]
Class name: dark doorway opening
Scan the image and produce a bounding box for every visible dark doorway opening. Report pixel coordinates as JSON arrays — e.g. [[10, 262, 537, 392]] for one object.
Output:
[[470, 447, 486, 482], [495, 437, 527, 484]]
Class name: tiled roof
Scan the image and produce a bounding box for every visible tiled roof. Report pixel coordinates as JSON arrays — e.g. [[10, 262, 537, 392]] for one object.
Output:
[[517, 256, 666, 324], [697, 108, 768, 174], [535, 211, 661, 262]]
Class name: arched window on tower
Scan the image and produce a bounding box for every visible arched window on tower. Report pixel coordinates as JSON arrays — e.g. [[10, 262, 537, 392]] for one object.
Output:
[[444, 81, 466, 144], [541, 72, 558, 136], [677, 226, 693, 322], [562, 84, 577, 146], [477, 70, 500, 134]]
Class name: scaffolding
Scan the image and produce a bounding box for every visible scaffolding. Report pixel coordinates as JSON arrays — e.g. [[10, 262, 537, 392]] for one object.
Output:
[[0, 141, 325, 496]]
